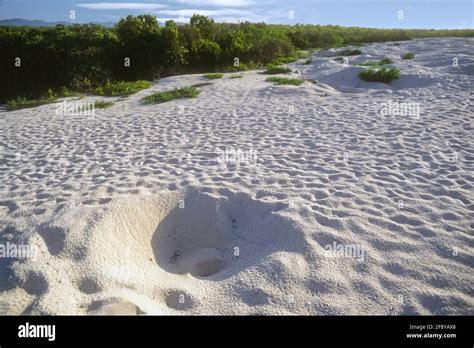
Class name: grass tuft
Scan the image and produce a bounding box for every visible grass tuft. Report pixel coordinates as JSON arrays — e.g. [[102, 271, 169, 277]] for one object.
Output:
[[340, 48, 362, 56], [142, 86, 200, 104], [358, 57, 393, 66], [229, 74, 244, 79], [359, 67, 401, 83], [7, 96, 56, 110], [263, 65, 291, 74], [266, 77, 305, 86], [93, 80, 151, 96], [402, 52, 415, 59], [94, 100, 114, 109], [204, 73, 224, 79]]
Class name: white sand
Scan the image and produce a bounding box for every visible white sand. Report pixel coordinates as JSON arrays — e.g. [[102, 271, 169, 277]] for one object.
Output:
[[0, 37, 473, 315]]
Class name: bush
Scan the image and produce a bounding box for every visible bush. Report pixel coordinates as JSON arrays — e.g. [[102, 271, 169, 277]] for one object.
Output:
[[93, 80, 151, 96], [204, 73, 224, 79], [359, 67, 401, 83], [189, 39, 222, 69], [142, 86, 200, 104], [264, 65, 291, 74], [266, 77, 305, 86], [402, 52, 415, 59]]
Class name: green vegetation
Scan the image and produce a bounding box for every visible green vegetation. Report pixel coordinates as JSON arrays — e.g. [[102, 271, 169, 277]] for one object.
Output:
[[93, 80, 151, 96], [402, 52, 415, 59], [304, 59, 313, 65], [204, 73, 224, 79], [273, 50, 311, 64], [7, 95, 57, 110], [0, 14, 472, 102], [340, 48, 362, 56], [229, 74, 244, 79], [264, 65, 291, 74], [266, 77, 305, 86], [142, 86, 200, 104], [359, 67, 401, 83], [358, 57, 393, 66], [94, 100, 114, 108]]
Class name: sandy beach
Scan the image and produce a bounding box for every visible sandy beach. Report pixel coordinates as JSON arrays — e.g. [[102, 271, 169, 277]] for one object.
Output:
[[0, 37, 472, 315]]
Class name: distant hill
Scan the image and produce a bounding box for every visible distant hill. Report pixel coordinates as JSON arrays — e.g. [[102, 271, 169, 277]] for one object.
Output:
[[0, 18, 116, 28]]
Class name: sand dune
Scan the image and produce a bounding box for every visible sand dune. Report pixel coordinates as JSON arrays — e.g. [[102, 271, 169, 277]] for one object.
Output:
[[0, 37, 473, 315]]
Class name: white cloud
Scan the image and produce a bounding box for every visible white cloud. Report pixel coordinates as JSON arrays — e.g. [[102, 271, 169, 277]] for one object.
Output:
[[76, 2, 167, 10], [156, 7, 266, 22], [176, 0, 255, 7]]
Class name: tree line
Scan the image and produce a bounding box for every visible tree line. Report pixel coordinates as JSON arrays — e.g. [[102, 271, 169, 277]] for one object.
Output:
[[0, 14, 472, 102]]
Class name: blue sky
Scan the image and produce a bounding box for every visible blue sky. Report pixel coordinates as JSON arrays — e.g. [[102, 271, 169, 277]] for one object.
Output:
[[0, 0, 472, 28]]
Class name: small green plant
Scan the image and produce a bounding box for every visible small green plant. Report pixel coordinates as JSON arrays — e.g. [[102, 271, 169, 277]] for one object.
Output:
[[142, 86, 200, 104], [303, 59, 313, 65], [94, 80, 151, 96], [229, 74, 244, 79], [359, 67, 401, 83], [266, 77, 305, 86], [358, 57, 393, 66], [7, 93, 57, 110], [263, 65, 291, 74], [340, 48, 362, 56], [59, 87, 80, 97], [94, 100, 114, 109], [402, 52, 415, 59], [204, 73, 224, 79]]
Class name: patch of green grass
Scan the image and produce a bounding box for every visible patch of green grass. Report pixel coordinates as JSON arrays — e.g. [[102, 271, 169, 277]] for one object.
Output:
[[340, 48, 362, 56], [142, 86, 200, 104], [303, 59, 313, 65], [204, 73, 224, 79], [358, 57, 393, 66], [402, 52, 415, 59], [94, 100, 114, 109], [265, 77, 305, 86], [263, 65, 291, 75], [359, 67, 401, 83], [7, 96, 57, 110], [94, 80, 151, 96], [229, 74, 244, 79]]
